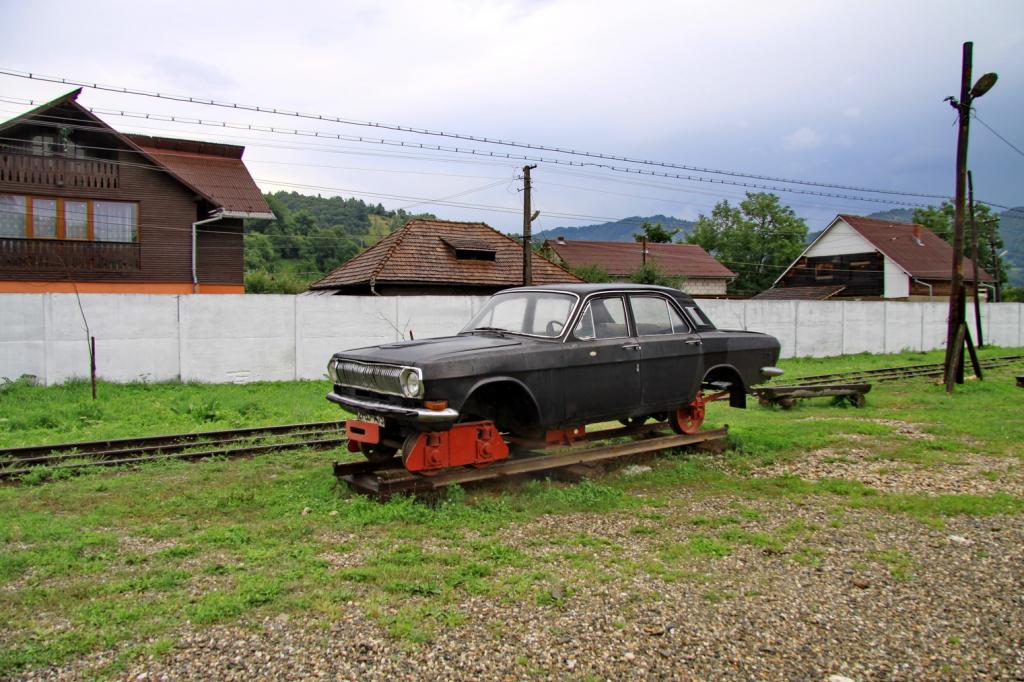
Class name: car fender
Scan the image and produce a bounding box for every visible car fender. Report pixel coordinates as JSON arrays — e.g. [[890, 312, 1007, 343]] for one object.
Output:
[[461, 376, 542, 416]]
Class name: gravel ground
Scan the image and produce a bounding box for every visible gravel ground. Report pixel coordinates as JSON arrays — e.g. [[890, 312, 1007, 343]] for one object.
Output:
[[752, 418, 1024, 496], [14, 488, 1023, 681]]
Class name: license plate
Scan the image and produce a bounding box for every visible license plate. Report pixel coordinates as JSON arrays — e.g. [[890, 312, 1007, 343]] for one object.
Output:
[[356, 413, 385, 426]]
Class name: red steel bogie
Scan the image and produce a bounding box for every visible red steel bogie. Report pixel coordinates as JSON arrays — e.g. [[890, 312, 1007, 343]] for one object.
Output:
[[345, 420, 381, 452], [403, 421, 510, 473]]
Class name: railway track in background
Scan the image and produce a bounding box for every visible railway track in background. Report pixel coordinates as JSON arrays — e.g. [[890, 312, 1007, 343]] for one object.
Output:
[[0, 421, 347, 480], [773, 353, 1024, 388]]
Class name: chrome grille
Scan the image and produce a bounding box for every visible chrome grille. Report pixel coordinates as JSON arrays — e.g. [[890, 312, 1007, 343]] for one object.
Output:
[[332, 360, 405, 396]]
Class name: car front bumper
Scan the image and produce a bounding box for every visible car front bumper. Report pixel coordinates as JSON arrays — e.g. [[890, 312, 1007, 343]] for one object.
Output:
[[326, 391, 460, 422]]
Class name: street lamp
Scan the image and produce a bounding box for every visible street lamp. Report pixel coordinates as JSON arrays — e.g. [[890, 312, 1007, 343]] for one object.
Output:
[[943, 41, 998, 392]]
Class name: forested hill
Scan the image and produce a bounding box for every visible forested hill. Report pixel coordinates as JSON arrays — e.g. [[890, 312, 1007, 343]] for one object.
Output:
[[243, 191, 435, 293], [532, 215, 694, 243]]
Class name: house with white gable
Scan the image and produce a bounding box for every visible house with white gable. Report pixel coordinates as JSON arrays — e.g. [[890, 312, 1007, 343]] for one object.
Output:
[[755, 214, 993, 301]]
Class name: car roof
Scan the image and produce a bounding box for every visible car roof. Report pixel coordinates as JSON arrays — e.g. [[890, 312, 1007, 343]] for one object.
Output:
[[501, 283, 695, 300]]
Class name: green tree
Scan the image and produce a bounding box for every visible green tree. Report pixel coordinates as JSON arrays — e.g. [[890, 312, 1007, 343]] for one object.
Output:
[[685, 192, 808, 295], [629, 262, 682, 288], [634, 221, 678, 244], [912, 202, 1006, 286], [243, 233, 277, 272], [570, 264, 611, 283]]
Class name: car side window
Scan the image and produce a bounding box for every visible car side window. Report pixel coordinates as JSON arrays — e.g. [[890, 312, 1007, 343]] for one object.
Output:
[[630, 296, 676, 336], [666, 303, 690, 333], [573, 297, 627, 340]]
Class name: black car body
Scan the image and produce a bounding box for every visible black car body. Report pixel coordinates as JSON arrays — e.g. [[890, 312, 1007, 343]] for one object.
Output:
[[327, 284, 782, 452]]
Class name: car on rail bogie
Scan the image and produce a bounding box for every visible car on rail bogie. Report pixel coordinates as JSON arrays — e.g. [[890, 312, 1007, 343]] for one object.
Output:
[[327, 283, 782, 474]]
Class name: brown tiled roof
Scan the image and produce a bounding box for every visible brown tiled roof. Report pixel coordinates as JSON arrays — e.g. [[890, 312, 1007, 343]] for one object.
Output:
[[127, 134, 272, 217], [309, 219, 583, 290], [752, 285, 847, 300], [545, 239, 734, 279], [839, 215, 992, 282]]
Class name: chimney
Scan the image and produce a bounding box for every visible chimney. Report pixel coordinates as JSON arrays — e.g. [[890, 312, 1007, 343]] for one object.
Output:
[[556, 236, 566, 245], [912, 225, 925, 246]]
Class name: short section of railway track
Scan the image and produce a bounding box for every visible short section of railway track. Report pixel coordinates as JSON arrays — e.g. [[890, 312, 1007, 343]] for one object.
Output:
[[771, 353, 1024, 388], [0, 421, 347, 480], [334, 423, 728, 500]]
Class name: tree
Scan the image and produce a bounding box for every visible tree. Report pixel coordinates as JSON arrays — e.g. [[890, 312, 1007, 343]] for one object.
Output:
[[634, 221, 678, 244], [629, 263, 682, 288], [912, 201, 1006, 286], [570, 264, 611, 283], [685, 192, 808, 295]]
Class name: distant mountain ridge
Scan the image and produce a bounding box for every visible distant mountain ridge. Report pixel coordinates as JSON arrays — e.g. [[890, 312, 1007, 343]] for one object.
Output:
[[532, 215, 694, 243]]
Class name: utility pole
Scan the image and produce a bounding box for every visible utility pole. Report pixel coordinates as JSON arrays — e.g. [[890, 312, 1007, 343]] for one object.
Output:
[[943, 42, 972, 392], [968, 171, 984, 347], [942, 42, 997, 392], [522, 164, 538, 286], [989, 230, 1002, 302]]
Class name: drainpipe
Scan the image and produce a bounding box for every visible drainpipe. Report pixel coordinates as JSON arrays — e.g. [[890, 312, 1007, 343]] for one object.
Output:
[[912, 278, 933, 301], [191, 213, 225, 294]]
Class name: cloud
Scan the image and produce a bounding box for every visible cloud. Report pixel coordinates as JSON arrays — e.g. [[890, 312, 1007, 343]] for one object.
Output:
[[783, 127, 825, 151]]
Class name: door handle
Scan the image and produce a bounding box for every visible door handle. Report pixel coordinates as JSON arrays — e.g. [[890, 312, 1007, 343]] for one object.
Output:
[[686, 339, 702, 346], [621, 343, 641, 351]]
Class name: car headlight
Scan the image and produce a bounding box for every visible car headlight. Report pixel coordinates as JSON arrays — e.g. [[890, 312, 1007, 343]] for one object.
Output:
[[400, 367, 424, 398], [327, 358, 340, 384]]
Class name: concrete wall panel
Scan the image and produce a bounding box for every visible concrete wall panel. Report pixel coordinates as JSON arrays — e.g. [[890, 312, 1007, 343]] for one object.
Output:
[[883, 302, 923, 353], [0, 294, 45, 382], [841, 302, 879, 355], [795, 301, 844, 357], [743, 301, 797, 358], [699, 300, 744, 331], [987, 304, 1022, 348], [180, 295, 295, 383]]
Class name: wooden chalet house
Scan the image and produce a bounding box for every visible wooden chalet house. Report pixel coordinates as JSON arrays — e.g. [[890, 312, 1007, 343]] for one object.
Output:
[[0, 89, 272, 294], [757, 214, 993, 301]]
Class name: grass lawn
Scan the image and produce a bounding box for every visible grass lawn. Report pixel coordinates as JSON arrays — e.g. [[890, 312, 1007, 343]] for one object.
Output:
[[0, 346, 1022, 677]]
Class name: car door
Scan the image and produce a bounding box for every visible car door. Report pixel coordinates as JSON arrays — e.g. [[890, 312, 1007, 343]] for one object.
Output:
[[628, 295, 704, 410], [560, 295, 642, 423]]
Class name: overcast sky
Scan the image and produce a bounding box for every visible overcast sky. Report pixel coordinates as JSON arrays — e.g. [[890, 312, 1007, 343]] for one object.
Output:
[[2, 0, 1022, 234]]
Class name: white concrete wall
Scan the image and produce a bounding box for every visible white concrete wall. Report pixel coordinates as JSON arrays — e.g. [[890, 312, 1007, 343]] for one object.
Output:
[[1, 293, 1021, 384]]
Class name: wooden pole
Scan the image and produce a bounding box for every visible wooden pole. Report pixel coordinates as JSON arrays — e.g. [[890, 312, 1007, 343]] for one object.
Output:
[[968, 171, 984, 347], [90, 336, 97, 400], [522, 164, 537, 286], [944, 42, 972, 393]]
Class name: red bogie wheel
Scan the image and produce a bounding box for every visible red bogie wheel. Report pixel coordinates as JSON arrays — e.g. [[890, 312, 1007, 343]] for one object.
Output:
[[670, 394, 706, 435]]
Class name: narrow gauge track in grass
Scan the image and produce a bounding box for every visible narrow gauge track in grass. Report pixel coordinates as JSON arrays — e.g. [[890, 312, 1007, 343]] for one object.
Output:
[[775, 353, 1024, 387], [0, 421, 346, 481]]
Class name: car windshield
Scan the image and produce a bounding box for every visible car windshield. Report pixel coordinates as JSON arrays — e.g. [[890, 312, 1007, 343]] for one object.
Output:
[[461, 291, 576, 338]]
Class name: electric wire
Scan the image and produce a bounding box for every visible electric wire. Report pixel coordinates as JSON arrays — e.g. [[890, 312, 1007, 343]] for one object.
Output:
[[0, 69, 959, 202]]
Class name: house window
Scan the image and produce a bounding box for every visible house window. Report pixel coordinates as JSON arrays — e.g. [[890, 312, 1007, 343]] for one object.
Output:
[[0, 195, 26, 238], [0, 194, 137, 242], [814, 263, 834, 281]]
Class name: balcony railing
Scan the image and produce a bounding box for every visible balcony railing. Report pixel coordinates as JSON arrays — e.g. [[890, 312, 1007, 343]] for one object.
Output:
[[0, 152, 120, 190], [0, 238, 140, 273]]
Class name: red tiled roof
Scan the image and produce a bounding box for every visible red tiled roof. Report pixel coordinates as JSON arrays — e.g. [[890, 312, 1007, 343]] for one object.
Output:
[[838, 215, 993, 282], [127, 134, 272, 217], [309, 219, 583, 290], [752, 285, 847, 300], [545, 239, 734, 279]]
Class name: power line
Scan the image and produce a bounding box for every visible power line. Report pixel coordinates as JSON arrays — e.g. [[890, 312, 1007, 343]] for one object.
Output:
[[973, 112, 1024, 159], [0, 98, 953, 211], [0, 70, 958, 201]]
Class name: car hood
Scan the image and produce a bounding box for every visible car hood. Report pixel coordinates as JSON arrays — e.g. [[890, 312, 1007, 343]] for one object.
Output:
[[335, 333, 528, 366]]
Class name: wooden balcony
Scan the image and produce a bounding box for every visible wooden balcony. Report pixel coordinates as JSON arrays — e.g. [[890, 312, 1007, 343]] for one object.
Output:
[[0, 152, 120, 190], [0, 238, 140, 274]]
